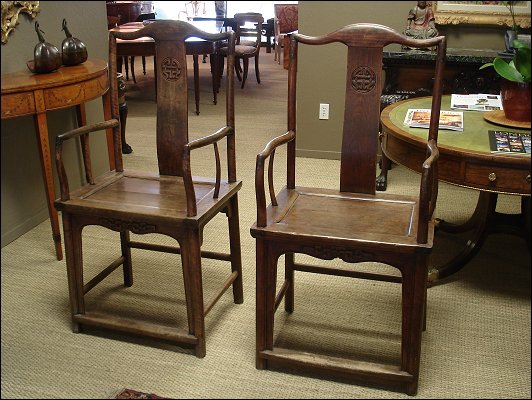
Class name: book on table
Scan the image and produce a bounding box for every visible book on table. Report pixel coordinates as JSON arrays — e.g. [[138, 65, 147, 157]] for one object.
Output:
[[450, 94, 503, 111], [488, 130, 531, 155], [404, 109, 464, 131]]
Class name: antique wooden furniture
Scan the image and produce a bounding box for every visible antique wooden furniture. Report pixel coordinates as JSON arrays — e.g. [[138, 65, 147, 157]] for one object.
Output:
[[106, 1, 142, 26], [273, 3, 298, 65], [111, 20, 223, 115], [381, 95, 531, 282], [219, 13, 263, 89], [250, 24, 446, 395], [128, 12, 156, 83], [1, 59, 115, 261], [376, 47, 505, 191], [54, 21, 242, 357]]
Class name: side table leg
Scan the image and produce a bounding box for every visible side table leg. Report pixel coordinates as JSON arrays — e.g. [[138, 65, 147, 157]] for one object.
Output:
[[34, 111, 63, 261]]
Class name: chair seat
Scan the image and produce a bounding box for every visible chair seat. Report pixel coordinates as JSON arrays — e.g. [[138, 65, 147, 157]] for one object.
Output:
[[251, 186, 434, 249], [220, 45, 257, 57], [56, 170, 242, 223]]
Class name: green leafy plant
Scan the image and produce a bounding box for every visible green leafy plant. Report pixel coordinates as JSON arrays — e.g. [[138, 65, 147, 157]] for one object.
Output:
[[480, 39, 531, 83]]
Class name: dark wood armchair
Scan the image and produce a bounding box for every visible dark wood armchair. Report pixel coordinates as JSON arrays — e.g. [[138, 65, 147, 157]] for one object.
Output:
[[54, 21, 242, 358], [250, 23, 446, 395], [219, 13, 263, 89]]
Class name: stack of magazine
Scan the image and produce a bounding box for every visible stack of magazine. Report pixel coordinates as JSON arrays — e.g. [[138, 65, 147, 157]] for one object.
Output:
[[488, 130, 531, 155], [404, 109, 464, 131], [450, 93, 503, 111]]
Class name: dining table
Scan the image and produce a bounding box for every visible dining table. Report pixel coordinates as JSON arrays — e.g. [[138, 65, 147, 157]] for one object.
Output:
[[110, 20, 225, 115]]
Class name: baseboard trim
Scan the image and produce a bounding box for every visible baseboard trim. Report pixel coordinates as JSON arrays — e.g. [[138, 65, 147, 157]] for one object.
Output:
[[1, 209, 49, 248]]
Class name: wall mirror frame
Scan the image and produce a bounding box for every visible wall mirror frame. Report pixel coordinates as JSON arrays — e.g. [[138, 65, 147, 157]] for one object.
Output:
[[433, 1, 531, 28], [1, 1, 40, 44]]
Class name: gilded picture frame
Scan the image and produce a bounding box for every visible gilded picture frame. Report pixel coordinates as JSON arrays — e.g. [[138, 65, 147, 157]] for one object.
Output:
[[1, 1, 40, 44], [433, 1, 531, 28]]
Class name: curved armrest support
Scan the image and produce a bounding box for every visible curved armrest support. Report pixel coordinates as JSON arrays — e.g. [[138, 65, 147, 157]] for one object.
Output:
[[182, 126, 234, 217], [255, 130, 295, 227], [417, 139, 439, 244], [55, 119, 120, 201]]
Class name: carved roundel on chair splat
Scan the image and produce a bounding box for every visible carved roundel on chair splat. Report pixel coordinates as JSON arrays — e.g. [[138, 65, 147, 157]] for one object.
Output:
[[161, 57, 182, 81], [351, 66, 376, 93]]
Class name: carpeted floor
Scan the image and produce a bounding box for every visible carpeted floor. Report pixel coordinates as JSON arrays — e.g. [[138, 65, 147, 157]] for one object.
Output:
[[1, 48, 530, 399]]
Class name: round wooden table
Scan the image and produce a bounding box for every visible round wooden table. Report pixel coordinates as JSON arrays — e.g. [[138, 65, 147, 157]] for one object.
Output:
[[380, 95, 531, 282], [1, 59, 114, 260]]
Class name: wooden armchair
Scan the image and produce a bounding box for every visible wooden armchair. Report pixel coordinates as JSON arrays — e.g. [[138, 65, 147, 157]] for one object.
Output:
[[54, 21, 242, 358], [250, 24, 446, 395], [219, 13, 263, 89]]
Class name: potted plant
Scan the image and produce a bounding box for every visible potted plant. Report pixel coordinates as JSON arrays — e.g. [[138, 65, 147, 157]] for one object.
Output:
[[480, 39, 531, 122]]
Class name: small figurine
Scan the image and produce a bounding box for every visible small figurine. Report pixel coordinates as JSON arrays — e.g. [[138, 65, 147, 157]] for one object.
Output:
[[61, 19, 88, 66], [403, 1, 438, 49]]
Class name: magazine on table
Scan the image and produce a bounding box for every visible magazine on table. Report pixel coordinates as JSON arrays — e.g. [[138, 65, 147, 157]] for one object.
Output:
[[403, 109, 464, 131], [488, 130, 531, 155], [450, 93, 503, 111]]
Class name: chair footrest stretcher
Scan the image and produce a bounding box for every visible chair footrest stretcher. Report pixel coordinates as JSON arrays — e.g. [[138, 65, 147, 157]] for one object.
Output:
[[73, 312, 198, 345], [259, 348, 414, 384]]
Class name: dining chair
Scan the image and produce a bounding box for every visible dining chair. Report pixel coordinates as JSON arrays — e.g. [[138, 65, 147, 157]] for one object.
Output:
[[250, 23, 446, 395], [219, 12, 263, 89], [54, 20, 243, 358], [273, 3, 298, 65]]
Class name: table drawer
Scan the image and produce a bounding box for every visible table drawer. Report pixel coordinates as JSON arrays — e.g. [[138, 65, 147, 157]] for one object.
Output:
[[44, 74, 109, 110], [1, 91, 35, 118], [464, 162, 531, 194]]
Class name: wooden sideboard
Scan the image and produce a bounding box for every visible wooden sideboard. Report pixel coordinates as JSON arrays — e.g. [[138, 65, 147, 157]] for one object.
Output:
[[381, 47, 505, 104]]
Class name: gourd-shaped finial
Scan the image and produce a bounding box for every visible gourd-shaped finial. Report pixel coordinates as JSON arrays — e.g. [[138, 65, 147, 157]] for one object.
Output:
[[31, 21, 62, 73], [61, 18, 88, 66]]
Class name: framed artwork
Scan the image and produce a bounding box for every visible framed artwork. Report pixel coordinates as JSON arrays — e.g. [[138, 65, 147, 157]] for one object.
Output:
[[433, 1, 531, 27]]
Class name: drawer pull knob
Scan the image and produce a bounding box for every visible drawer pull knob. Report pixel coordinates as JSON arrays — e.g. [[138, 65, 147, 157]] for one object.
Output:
[[488, 172, 497, 182], [527, 175, 531, 183]]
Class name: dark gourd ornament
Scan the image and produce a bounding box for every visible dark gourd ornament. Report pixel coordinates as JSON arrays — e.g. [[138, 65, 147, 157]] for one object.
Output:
[[61, 19, 88, 66], [27, 21, 62, 74]]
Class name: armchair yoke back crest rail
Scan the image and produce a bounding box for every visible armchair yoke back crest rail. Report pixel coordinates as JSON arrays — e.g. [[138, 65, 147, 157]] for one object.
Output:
[[54, 20, 243, 358], [250, 23, 446, 395]]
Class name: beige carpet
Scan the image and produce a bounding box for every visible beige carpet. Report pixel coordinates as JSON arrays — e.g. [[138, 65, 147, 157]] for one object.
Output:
[[1, 51, 530, 399]]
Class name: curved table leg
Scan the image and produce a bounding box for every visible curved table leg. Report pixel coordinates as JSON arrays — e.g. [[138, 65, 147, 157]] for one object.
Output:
[[428, 192, 498, 283]]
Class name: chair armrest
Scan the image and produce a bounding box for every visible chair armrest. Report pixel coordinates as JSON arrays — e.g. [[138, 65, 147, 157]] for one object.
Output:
[[55, 119, 119, 201], [182, 126, 234, 217], [417, 139, 439, 244], [255, 130, 295, 227]]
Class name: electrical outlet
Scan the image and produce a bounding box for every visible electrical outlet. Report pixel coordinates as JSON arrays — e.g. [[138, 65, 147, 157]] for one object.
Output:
[[319, 103, 329, 120]]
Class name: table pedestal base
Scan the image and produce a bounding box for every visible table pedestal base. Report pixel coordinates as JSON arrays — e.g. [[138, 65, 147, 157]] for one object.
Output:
[[428, 192, 531, 284]]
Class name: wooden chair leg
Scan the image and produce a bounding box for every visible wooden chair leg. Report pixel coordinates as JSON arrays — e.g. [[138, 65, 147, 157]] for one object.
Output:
[[228, 196, 244, 304], [284, 252, 294, 312], [255, 54, 261, 84], [400, 258, 428, 396], [119, 230, 133, 286], [62, 214, 82, 333], [180, 232, 206, 358], [241, 58, 249, 89], [255, 239, 277, 370], [130, 56, 137, 84]]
